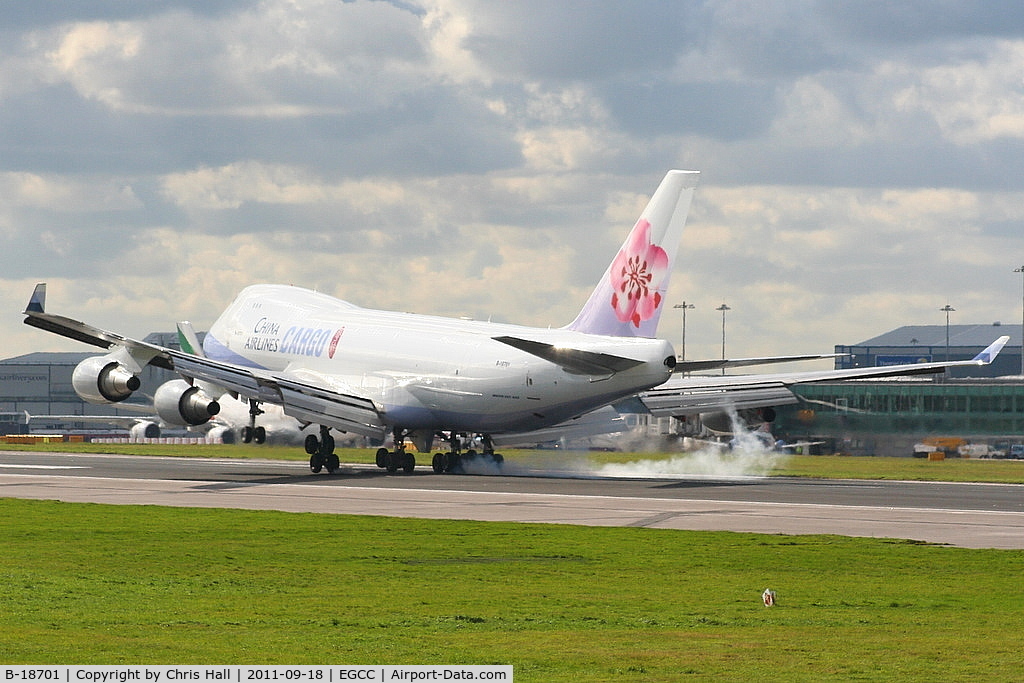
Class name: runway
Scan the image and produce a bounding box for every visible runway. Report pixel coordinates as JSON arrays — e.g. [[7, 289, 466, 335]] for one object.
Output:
[[2, 450, 1024, 549]]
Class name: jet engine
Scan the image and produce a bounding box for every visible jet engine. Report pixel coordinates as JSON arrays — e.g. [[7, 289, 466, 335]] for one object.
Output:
[[205, 425, 236, 444], [72, 356, 141, 404], [129, 421, 161, 439], [154, 379, 221, 426]]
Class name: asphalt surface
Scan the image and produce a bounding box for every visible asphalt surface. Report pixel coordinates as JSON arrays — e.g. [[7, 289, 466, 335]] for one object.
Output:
[[2, 450, 1023, 548]]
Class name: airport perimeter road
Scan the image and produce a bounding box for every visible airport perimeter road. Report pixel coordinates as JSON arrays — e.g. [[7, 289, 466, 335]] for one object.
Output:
[[2, 450, 1024, 549]]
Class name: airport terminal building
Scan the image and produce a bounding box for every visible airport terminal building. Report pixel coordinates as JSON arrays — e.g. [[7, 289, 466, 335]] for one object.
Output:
[[774, 324, 1024, 456]]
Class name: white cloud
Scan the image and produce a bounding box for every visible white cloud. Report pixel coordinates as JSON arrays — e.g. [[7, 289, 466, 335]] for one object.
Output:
[[2, 1, 1024, 367], [892, 40, 1024, 144], [421, 0, 493, 85], [0, 171, 140, 211]]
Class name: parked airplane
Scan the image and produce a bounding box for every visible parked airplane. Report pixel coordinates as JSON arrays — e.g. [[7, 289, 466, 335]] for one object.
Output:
[[23, 169, 1008, 475]]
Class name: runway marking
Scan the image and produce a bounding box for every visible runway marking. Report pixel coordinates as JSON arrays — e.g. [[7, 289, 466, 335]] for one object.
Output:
[[0, 464, 87, 470]]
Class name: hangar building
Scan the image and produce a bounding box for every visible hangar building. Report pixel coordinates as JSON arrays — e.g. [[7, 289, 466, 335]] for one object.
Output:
[[834, 322, 1020, 378], [0, 333, 181, 435]]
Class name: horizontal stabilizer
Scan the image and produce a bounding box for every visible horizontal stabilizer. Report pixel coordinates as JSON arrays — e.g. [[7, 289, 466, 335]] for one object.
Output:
[[493, 336, 644, 375]]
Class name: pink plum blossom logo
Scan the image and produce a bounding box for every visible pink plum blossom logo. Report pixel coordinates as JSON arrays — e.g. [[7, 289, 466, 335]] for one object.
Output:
[[610, 218, 668, 327]]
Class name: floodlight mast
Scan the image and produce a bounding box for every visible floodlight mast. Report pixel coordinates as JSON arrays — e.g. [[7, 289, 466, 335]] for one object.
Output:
[[1016, 266, 1024, 376], [716, 303, 730, 375], [673, 301, 694, 362], [940, 304, 955, 365]]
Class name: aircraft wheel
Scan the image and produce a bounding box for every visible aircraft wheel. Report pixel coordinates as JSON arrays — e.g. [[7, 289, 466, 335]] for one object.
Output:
[[309, 453, 323, 473], [242, 426, 254, 443], [320, 434, 335, 455], [431, 452, 445, 474], [386, 452, 399, 474], [375, 447, 389, 469], [402, 453, 415, 473], [492, 453, 504, 465], [254, 426, 267, 444], [325, 453, 340, 474], [304, 434, 319, 455], [444, 452, 461, 473]]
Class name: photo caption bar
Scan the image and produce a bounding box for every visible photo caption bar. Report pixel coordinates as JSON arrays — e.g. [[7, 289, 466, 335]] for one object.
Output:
[[2, 667, 512, 683]]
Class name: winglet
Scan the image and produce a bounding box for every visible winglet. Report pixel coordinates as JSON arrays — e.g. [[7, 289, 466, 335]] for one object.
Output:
[[25, 283, 46, 314], [972, 335, 1010, 364]]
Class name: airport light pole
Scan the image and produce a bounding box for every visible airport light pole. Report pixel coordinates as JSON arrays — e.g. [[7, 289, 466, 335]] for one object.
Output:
[[673, 301, 694, 362], [940, 303, 955, 366], [1016, 266, 1024, 376], [716, 303, 730, 375]]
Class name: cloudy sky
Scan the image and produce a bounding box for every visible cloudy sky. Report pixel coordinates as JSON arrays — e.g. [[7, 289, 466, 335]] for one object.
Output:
[[3, 1, 1024, 364]]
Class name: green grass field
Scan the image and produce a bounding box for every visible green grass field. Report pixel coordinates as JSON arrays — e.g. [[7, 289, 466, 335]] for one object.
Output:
[[3, 443, 1024, 678], [1, 498, 1023, 680]]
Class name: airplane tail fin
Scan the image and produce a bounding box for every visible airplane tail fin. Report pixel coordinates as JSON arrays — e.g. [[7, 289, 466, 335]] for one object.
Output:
[[566, 170, 699, 338]]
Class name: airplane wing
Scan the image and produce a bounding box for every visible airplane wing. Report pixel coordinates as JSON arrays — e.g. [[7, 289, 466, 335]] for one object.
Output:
[[143, 349, 387, 439], [635, 336, 1010, 418], [497, 332, 842, 375], [23, 284, 387, 440], [674, 353, 844, 373], [23, 284, 170, 370]]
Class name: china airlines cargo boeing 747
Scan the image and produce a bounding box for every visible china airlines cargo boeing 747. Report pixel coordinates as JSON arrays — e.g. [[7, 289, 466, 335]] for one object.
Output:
[[23, 170, 1008, 474]]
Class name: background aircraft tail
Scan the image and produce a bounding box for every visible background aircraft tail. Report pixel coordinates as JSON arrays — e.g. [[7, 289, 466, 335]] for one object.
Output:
[[177, 321, 205, 357], [566, 169, 699, 338]]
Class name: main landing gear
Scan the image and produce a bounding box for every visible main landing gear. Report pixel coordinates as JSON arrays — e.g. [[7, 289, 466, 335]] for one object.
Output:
[[375, 428, 416, 474], [306, 424, 340, 474], [240, 399, 267, 444], [430, 433, 504, 474]]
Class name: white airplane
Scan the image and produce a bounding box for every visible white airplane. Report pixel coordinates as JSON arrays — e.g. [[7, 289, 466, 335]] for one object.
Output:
[[23, 169, 1009, 475]]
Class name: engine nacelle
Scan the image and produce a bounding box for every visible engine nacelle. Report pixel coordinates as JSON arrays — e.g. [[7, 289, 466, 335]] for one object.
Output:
[[205, 425, 235, 444], [129, 421, 161, 439], [154, 379, 221, 426], [72, 356, 141, 404]]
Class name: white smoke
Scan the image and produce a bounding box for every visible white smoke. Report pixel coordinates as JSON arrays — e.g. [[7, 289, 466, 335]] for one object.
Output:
[[606, 407, 791, 478], [481, 408, 791, 479]]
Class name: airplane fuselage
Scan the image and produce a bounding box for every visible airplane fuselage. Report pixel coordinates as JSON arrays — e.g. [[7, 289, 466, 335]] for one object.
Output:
[[204, 284, 675, 434]]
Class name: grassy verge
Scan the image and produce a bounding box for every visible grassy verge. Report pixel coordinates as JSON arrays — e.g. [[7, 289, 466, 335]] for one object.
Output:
[[770, 453, 1024, 483], [0, 498, 1022, 680], [7, 443, 1024, 483]]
